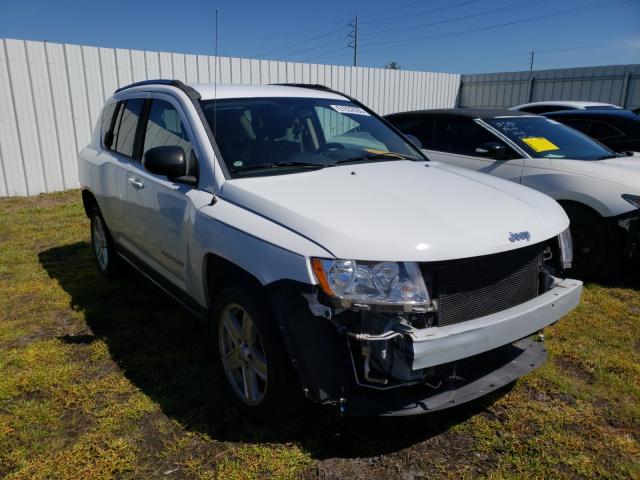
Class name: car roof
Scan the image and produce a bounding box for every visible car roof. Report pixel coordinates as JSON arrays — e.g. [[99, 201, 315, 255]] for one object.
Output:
[[115, 79, 349, 101], [191, 83, 351, 101], [544, 109, 640, 120], [511, 101, 621, 110], [385, 108, 536, 120]]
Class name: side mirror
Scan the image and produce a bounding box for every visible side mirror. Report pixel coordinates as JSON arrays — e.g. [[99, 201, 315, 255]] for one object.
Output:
[[475, 141, 508, 159], [404, 134, 422, 149], [143, 146, 196, 185]]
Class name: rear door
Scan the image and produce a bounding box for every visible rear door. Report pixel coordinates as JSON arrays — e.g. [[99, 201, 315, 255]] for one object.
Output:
[[90, 100, 127, 240], [123, 95, 197, 289], [103, 96, 148, 253], [423, 116, 524, 183]]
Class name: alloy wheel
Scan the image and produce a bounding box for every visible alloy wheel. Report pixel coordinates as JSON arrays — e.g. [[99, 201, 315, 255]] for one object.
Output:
[[218, 303, 268, 406]]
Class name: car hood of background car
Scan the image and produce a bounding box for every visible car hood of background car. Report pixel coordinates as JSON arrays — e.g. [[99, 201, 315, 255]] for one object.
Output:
[[548, 154, 640, 190], [219, 160, 568, 261]]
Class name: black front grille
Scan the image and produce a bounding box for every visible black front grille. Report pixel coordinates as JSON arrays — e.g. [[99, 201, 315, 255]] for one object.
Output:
[[425, 244, 541, 327]]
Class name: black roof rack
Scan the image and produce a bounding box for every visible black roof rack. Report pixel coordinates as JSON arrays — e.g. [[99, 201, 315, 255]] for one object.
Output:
[[271, 83, 334, 92], [114, 79, 201, 100]]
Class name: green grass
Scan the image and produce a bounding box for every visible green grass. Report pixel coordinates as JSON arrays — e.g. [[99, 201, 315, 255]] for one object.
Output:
[[0, 190, 638, 479]]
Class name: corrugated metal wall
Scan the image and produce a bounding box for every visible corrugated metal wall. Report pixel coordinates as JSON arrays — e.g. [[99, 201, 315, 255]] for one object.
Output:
[[0, 38, 460, 197], [458, 64, 640, 109]]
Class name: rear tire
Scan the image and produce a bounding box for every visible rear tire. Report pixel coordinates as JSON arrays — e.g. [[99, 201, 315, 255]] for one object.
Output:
[[564, 204, 608, 279], [210, 284, 303, 423], [90, 207, 121, 278]]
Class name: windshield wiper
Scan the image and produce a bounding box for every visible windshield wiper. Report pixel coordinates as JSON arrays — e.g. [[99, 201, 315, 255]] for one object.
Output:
[[231, 161, 327, 173], [332, 152, 418, 165]]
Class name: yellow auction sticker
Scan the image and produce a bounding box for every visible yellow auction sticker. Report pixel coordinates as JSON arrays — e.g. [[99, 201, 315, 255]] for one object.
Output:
[[521, 137, 560, 152]]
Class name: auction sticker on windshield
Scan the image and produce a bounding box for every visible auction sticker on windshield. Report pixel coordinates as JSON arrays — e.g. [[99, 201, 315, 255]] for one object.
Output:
[[522, 137, 560, 153], [330, 105, 370, 116]]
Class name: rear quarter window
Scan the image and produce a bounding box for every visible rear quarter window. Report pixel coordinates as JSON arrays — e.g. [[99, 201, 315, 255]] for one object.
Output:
[[100, 101, 118, 148]]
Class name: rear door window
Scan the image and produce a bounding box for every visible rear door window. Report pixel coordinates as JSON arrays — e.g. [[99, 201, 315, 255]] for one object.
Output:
[[433, 117, 516, 158], [558, 118, 591, 135], [588, 121, 624, 140]]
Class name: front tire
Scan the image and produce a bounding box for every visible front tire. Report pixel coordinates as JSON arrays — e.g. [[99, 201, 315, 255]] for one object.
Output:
[[564, 204, 609, 279], [90, 207, 121, 278], [211, 285, 302, 421]]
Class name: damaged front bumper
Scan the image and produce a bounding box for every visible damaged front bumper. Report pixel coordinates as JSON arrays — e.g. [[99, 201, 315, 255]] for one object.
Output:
[[341, 336, 547, 416], [268, 277, 582, 417], [409, 278, 582, 370]]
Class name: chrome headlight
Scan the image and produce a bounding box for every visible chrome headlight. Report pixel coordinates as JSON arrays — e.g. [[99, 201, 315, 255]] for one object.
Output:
[[311, 258, 429, 312], [558, 227, 573, 269], [622, 194, 640, 209]]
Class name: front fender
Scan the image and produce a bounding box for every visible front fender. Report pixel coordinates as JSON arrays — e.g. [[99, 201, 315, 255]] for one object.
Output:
[[187, 198, 332, 307]]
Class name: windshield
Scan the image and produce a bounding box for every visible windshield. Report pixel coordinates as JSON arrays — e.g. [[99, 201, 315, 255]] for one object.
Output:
[[484, 116, 616, 160], [200, 97, 423, 176]]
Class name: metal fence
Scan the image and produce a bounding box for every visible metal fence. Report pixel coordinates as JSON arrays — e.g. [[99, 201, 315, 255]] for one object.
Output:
[[458, 64, 640, 109], [0, 38, 461, 197]]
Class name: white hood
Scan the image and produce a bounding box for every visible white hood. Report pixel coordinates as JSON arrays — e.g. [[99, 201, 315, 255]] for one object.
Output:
[[220, 161, 568, 261]]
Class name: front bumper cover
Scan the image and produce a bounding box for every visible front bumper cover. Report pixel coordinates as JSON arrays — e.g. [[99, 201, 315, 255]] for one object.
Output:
[[268, 277, 582, 417], [410, 278, 582, 370]]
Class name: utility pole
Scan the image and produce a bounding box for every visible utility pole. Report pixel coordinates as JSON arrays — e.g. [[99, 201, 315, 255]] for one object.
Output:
[[529, 50, 535, 73], [527, 49, 535, 102], [348, 15, 358, 66]]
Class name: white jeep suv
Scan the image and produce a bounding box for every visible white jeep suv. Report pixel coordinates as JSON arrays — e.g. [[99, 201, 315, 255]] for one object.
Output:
[[78, 80, 581, 418]]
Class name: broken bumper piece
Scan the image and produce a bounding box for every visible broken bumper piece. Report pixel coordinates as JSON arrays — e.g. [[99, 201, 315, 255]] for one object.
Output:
[[341, 336, 546, 416]]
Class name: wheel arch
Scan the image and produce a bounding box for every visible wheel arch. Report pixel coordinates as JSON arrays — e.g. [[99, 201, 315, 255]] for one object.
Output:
[[202, 252, 266, 310], [81, 189, 99, 218], [556, 199, 605, 220]]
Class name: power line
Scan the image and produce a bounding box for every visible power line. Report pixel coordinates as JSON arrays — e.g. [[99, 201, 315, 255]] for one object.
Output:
[[359, 0, 631, 53], [404, 44, 636, 73], [359, 0, 481, 27], [356, 0, 444, 24], [261, 36, 348, 61], [302, 46, 352, 63], [359, 0, 553, 40], [248, 24, 349, 59], [232, 15, 351, 49]]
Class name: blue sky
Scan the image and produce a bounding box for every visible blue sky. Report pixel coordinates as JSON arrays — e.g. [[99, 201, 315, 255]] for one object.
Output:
[[1, 0, 638, 73]]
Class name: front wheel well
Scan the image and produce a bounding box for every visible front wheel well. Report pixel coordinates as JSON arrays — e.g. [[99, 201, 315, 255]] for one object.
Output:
[[204, 254, 265, 308], [81, 189, 98, 218], [556, 199, 604, 221]]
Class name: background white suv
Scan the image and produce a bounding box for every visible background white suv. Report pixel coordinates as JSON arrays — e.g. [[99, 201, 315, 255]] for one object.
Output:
[[78, 80, 581, 419], [510, 101, 623, 114]]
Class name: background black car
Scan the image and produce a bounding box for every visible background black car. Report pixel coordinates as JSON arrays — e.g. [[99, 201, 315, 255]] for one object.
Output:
[[543, 109, 640, 153]]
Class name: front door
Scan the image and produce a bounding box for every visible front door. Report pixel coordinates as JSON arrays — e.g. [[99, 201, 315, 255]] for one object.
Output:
[[124, 96, 196, 289]]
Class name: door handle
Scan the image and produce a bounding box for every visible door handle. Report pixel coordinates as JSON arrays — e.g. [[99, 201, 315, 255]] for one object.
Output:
[[128, 177, 144, 189]]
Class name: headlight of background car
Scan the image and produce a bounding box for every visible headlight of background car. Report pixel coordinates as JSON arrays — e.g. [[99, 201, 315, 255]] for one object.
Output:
[[311, 258, 429, 312], [558, 227, 573, 270], [622, 194, 640, 209]]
